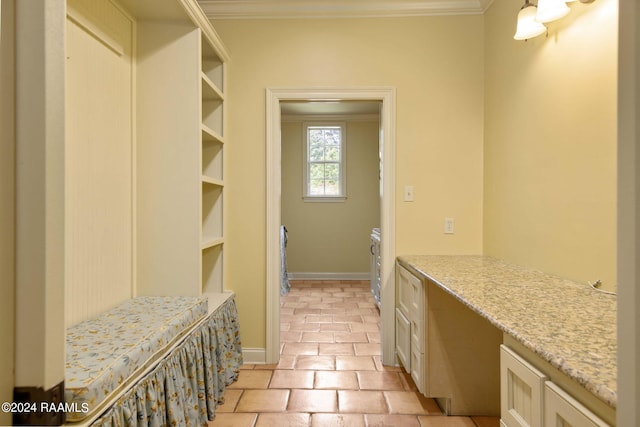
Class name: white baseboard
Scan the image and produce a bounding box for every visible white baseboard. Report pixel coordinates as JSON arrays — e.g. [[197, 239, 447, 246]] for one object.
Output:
[[242, 348, 266, 364], [287, 272, 370, 281]]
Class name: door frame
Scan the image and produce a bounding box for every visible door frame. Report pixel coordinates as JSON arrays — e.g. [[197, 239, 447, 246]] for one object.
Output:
[[265, 87, 396, 365]]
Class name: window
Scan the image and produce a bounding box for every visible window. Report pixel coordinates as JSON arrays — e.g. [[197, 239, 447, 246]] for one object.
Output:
[[303, 122, 346, 201]]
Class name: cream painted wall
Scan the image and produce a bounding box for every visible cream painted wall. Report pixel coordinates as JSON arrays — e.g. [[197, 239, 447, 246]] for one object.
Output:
[[484, 0, 618, 290], [213, 17, 484, 348], [282, 119, 380, 275], [0, 0, 15, 424]]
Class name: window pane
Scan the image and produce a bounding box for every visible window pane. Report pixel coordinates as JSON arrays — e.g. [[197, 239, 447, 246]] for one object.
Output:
[[305, 124, 344, 197], [309, 163, 324, 181], [325, 145, 340, 161], [325, 163, 339, 181]]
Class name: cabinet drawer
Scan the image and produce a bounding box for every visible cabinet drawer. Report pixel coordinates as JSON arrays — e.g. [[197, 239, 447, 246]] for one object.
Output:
[[397, 265, 424, 320], [544, 382, 609, 427], [500, 345, 547, 427], [395, 308, 411, 371], [410, 345, 424, 394]]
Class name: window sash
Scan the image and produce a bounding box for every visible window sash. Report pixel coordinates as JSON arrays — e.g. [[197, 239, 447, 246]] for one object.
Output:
[[304, 123, 345, 200]]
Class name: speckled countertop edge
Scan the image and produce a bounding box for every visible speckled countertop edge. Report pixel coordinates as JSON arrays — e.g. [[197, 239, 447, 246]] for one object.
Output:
[[397, 255, 617, 409]]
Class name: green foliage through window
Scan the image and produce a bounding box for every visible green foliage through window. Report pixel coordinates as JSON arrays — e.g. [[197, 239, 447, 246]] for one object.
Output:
[[306, 125, 344, 197]]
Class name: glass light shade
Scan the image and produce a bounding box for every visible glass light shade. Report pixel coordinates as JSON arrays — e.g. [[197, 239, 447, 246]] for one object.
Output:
[[536, 0, 570, 23], [514, 5, 547, 40]]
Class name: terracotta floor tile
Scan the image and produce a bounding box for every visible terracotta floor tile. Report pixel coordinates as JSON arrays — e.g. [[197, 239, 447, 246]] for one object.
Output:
[[295, 355, 336, 370], [255, 413, 310, 427], [319, 343, 355, 356], [305, 315, 334, 323], [217, 282, 494, 426], [470, 416, 501, 427], [282, 343, 319, 355], [416, 416, 476, 426], [354, 343, 382, 356], [333, 315, 364, 323], [350, 323, 382, 333], [269, 369, 315, 389], [289, 322, 321, 332], [398, 372, 419, 390], [338, 390, 388, 414], [301, 332, 335, 343], [215, 389, 243, 412], [334, 332, 370, 343], [320, 323, 350, 332], [311, 413, 365, 427], [208, 413, 258, 427], [227, 370, 273, 389], [288, 389, 338, 412], [357, 372, 404, 391], [314, 371, 359, 390], [281, 331, 303, 343], [367, 332, 381, 343], [235, 389, 290, 412], [365, 414, 422, 427], [362, 315, 380, 323], [308, 303, 335, 310], [293, 308, 322, 315], [336, 356, 377, 371], [275, 355, 297, 369], [384, 391, 442, 415]]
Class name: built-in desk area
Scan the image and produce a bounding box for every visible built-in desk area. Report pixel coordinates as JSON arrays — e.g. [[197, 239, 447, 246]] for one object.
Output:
[[396, 255, 616, 426]]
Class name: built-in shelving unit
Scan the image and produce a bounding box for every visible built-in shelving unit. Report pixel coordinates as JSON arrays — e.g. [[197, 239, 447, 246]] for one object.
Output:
[[200, 30, 226, 294], [124, 0, 229, 298]]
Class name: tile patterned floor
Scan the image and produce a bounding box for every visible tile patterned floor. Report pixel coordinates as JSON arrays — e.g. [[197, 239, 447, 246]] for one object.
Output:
[[209, 280, 499, 427]]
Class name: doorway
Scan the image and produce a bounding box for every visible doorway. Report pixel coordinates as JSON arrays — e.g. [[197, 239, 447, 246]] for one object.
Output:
[[265, 88, 396, 365]]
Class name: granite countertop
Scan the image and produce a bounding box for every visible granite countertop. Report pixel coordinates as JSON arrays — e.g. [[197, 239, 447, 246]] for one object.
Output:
[[396, 255, 617, 408]]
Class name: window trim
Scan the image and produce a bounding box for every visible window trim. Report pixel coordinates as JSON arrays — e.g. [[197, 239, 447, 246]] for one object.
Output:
[[302, 121, 346, 202]]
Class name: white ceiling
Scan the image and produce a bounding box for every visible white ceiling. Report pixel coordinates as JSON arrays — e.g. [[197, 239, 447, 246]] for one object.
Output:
[[197, 0, 495, 19]]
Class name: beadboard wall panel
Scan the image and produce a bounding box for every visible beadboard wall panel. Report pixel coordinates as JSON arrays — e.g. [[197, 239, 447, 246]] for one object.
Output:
[[65, 0, 134, 326]]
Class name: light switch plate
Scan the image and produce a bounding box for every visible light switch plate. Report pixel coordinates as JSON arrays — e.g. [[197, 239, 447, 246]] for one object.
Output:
[[404, 186, 414, 202], [444, 218, 454, 234]]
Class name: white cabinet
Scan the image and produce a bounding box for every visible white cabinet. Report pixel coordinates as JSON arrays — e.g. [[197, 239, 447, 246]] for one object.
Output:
[[500, 345, 611, 427], [545, 382, 609, 427], [395, 308, 411, 370], [120, 0, 229, 298], [396, 264, 425, 394], [500, 345, 547, 427]]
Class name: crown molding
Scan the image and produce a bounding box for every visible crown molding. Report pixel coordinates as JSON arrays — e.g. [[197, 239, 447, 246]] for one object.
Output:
[[198, 0, 495, 19]]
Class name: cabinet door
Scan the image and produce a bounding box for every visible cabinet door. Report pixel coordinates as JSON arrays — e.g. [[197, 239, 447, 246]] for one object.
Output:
[[410, 345, 424, 394], [395, 308, 411, 371], [500, 345, 547, 427], [544, 382, 609, 427], [397, 265, 423, 320]]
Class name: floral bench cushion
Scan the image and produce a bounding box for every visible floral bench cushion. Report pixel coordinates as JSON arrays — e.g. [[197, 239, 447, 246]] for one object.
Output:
[[65, 296, 208, 422]]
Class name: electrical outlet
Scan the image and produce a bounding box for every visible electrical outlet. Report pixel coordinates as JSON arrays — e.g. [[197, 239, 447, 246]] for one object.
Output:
[[404, 185, 414, 202], [444, 218, 454, 234]]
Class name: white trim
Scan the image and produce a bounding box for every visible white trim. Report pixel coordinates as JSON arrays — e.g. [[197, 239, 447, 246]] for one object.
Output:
[[199, 0, 495, 20], [282, 113, 380, 123], [266, 87, 396, 365], [287, 272, 370, 281], [303, 121, 346, 199], [242, 348, 267, 364]]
